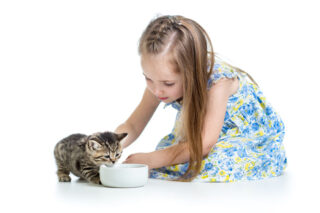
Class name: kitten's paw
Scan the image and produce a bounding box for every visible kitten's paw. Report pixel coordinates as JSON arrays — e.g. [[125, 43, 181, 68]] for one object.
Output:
[[89, 176, 101, 185], [58, 175, 71, 182]]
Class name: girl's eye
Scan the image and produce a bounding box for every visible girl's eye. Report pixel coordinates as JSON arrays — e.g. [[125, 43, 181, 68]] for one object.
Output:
[[144, 76, 174, 86], [165, 83, 175, 87]]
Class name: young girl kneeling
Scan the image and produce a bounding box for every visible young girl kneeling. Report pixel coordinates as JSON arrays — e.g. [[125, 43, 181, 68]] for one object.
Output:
[[115, 15, 287, 182]]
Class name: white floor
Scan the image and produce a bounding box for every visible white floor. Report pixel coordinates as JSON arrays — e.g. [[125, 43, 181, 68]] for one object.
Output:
[[3, 164, 317, 213]]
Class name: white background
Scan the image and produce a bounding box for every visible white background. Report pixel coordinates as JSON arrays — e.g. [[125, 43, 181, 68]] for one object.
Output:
[[0, 0, 319, 212]]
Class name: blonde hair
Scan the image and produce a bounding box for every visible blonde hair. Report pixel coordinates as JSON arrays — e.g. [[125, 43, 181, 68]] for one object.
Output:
[[138, 15, 257, 181]]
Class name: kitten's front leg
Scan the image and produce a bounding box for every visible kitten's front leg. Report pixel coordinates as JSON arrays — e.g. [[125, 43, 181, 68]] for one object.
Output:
[[81, 166, 101, 185], [89, 174, 101, 185]]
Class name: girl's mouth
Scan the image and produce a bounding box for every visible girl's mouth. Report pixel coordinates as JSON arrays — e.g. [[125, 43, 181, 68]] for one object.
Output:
[[159, 97, 168, 100]]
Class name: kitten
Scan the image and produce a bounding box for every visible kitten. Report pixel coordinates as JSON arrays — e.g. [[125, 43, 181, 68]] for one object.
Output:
[[54, 131, 127, 185]]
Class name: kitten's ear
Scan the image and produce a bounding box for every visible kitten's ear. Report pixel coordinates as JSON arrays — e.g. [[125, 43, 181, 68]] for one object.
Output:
[[117, 133, 128, 141], [87, 140, 102, 151]]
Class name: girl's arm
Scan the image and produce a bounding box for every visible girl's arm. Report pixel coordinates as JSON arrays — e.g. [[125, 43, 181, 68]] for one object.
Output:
[[124, 77, 239, 168], [115, 88, 160, 149]]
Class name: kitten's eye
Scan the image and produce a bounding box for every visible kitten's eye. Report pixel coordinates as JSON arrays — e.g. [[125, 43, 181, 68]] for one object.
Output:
[[105, 155, 110, 159], [115, 153, 120, 158]]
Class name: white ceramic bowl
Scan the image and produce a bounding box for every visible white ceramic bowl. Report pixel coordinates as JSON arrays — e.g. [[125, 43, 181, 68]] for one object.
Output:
[[99, 164, 148, 188]]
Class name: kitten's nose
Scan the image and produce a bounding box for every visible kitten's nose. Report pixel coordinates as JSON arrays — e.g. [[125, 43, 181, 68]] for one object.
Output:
[[111, 160, 115, 164]]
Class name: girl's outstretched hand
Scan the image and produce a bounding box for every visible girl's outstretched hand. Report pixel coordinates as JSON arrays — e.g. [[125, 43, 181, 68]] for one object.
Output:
[[123, 152, 154, 169]]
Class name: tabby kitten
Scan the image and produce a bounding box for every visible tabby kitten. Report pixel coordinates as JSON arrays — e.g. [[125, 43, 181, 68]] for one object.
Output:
[[54, 131, 127, 185]]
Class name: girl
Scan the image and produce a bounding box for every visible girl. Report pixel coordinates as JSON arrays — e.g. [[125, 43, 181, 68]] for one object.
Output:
[[115, 15, 287, 182]]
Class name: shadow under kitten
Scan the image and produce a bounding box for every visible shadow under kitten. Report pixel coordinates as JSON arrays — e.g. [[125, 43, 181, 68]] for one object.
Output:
[[54, 131, 127, 185]]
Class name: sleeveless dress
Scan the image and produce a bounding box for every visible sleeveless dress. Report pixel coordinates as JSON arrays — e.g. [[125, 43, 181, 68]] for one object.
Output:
[[149, 58, 287, 182]]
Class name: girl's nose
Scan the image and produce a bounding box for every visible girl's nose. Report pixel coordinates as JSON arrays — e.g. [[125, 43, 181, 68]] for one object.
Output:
[[154, 88, 163, 97]]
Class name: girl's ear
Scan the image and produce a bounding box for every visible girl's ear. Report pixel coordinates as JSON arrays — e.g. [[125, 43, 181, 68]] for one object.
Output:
[[87, 140, 102, 151], [117, 133, 128, 141]]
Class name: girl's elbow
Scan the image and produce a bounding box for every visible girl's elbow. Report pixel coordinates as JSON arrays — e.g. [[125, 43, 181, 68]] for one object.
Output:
[[202, 141, 216, 156]]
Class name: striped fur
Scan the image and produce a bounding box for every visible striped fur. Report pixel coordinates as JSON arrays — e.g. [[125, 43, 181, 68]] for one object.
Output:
[[54, 131, 127, 184]]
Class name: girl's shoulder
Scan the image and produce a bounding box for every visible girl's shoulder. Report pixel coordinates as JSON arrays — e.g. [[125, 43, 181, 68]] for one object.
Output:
[[207, 57, 239, 89]]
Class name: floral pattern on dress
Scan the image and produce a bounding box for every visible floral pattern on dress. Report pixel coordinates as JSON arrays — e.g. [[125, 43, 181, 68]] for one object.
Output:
[[150, 58, 287, 182]]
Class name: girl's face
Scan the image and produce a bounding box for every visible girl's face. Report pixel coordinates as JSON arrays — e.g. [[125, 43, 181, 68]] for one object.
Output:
[[141, 53, 183, 104]]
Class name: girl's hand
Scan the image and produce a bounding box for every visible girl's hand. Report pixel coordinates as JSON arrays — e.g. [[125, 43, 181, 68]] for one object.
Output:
[[122, 152, 154, 169]]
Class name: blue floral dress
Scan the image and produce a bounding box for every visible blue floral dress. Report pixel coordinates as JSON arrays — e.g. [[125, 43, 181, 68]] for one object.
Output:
[[149, 58, 287, 182]]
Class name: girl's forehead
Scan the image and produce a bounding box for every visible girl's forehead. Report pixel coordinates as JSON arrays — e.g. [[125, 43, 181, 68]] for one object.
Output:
[[141, 54, 179, 79]]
